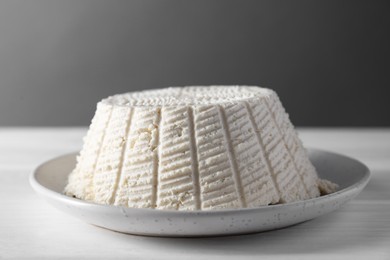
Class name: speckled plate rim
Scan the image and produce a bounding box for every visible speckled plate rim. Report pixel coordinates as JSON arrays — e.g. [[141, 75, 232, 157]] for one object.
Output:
[[30, 148, 371, 237]]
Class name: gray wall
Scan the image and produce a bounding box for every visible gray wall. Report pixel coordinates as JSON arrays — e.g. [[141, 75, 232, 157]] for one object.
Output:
[[0, 0, 389, 126]]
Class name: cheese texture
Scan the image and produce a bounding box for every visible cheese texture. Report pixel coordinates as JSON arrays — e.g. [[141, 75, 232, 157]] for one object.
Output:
[[64, 86, 337, 210]]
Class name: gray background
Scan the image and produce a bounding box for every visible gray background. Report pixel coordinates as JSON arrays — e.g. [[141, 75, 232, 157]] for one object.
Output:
[[0, 0, 389, 126]]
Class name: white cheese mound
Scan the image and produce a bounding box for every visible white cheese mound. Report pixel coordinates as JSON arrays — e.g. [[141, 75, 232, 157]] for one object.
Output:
[[64, 86, 337, 210]]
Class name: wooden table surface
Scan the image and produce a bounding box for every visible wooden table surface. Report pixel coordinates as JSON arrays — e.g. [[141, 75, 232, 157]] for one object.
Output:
[[0, 128, 389, 260]]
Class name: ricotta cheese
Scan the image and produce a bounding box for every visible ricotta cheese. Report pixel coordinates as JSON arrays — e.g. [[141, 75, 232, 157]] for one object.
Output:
[[64, 86, 337, 210]]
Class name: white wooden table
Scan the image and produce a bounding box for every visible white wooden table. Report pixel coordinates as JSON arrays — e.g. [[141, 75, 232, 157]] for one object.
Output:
[[0, 128, 389, 260]]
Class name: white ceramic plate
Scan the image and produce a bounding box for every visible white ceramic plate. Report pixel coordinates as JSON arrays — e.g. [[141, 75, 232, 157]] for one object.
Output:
[[30, 149, 370, 237]]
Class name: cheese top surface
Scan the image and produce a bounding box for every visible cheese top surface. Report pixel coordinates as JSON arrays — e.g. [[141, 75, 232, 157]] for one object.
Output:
[[65, 86, 337, 210], [102, 86, 272, 107]]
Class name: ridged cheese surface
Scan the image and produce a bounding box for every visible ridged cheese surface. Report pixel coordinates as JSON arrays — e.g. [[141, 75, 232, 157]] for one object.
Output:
[[65, 86, 337, 210]]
